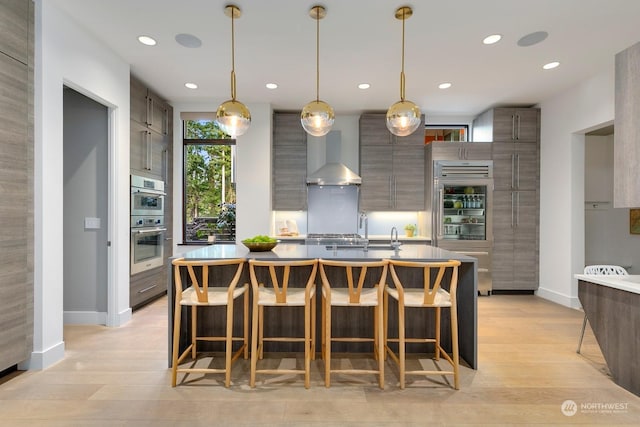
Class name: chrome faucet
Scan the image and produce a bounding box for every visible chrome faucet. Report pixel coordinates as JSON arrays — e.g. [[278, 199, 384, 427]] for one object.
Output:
[[359, 211, 368, 240], [390, 226, 401, 250]]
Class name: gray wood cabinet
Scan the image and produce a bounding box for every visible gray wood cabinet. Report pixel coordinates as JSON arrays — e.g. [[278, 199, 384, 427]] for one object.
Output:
[[429, 141, 492, 161], [130, 75, 172, 183], [130, 265, 167, 309], [130, 75, 173, 308], [491, 142, 538, 191], [0, 0, 28, 64], [492, 190, 539, 290], [359, 113, 425, 211], [272, 113, 307, 210], [473, 108, 539, 143], [130, 75, 170, 135], [614, 41, 640, 207], [485, 108, 540, 291], [0, 0, 32, 371]]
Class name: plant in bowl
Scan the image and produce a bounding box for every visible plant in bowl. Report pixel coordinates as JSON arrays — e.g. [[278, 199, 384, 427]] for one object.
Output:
[[242, 235, 278, 252], [404, 224, 417, 237]]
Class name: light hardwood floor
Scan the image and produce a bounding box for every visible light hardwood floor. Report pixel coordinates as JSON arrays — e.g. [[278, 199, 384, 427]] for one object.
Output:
[[0, 295, 638, 426]]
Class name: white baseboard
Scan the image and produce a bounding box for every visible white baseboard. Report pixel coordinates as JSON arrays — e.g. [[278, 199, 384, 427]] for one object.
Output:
[[18, 340, 65, 370], [536, 286, 581, 309], [63, 310, 108, 325], [114, 307, 132, 326]]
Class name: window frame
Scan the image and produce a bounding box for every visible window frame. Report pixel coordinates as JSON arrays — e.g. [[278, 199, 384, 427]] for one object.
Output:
[[182, 120, 236, 244]]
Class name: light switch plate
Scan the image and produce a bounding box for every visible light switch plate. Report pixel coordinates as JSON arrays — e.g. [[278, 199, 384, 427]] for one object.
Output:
[[84, 217, 101, 229]]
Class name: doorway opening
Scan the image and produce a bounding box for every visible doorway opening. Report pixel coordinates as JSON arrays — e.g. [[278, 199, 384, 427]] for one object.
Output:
[[62, 86, 109, 325]]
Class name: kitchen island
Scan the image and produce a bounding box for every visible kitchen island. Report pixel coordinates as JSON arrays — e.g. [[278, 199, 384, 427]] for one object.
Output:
[[169, 243, 478, 369], [575, 274, 640, 396]]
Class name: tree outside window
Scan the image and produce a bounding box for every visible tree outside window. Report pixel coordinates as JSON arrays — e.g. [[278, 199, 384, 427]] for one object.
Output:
[[183, 120, 236, 243]]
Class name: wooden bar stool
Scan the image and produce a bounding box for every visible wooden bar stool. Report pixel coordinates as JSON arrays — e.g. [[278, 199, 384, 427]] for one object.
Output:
[[171, 258, 248, 388], [248, 258, 318, 388], [385, 259, 461, 389], [319, 259, 388, 389]]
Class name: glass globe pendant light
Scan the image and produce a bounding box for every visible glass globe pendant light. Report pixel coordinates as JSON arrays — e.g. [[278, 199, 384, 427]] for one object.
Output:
[[386, 6, 421, 137], [301, 5, 334, 137], [215, 5, 251, 138]]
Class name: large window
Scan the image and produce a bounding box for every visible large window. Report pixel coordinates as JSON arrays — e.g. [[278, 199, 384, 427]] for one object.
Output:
[[183, 119, 236, 243]]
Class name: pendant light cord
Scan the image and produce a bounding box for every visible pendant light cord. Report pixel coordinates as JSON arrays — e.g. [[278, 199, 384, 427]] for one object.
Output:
[[400, 8, 406, 102], [230, 7, 237, 101], [315, 6, 320, 103]]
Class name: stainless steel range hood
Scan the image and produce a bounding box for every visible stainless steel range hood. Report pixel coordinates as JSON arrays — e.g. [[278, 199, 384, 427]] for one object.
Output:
[[306, 162, 361, 185], [306, 131, 361, 185]]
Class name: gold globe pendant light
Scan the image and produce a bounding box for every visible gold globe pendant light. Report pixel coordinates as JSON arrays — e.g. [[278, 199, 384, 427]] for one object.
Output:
[[301, 5, 334, 137], [215, 4, 251, 138], [386, 6, 421, 137]]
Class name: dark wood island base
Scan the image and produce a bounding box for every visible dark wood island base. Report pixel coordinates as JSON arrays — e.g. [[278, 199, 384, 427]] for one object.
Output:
[[168, 243, 479, 371]]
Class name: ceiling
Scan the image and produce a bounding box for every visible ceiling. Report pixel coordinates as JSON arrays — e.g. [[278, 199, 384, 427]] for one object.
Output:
[[51, 0, 640, 117]]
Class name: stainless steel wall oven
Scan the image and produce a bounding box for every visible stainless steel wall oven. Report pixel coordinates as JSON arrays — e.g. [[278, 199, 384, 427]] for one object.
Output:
[[130, 175, 166, 275]]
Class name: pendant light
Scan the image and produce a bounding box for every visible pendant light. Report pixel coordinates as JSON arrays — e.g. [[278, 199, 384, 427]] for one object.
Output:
[[301, 5, 334, 137], [215, 4, 251, 138], [386, 6, 421, 137]]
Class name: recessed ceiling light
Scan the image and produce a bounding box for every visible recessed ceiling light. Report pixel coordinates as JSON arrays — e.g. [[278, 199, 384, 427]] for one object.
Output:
[[184, 82, 198, 89], [175, 33, 202, 48], [518, 31, 548, 47], [358, 83, 371, 90], [483, 34, 502, 45], [266, 83, 278, 89], [438, 82, 452, 89], [137, 35, 157, 46], [543, 61, 560, 70]]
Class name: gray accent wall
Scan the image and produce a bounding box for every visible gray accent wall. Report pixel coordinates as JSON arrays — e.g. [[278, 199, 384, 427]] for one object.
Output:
[[63, 87, 108, 318]]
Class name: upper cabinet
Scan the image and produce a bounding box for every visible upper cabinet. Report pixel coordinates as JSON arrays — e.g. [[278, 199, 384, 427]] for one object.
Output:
[[428, 141, 492, 161], [359, 113, 425, 211], [272, 112, 307, 210], [130, 75, 170, 136], [130, 75, 172, 182], [473, 108, 540, 143], [614, 41, 640, 208], [0, 0, 29, 64]]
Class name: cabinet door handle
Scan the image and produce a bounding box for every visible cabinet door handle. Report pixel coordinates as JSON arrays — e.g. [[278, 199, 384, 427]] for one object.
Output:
[[163, 149, 168, 180], [515, 192, 520, 227], [511, 192, 515, 228], [511, 114, 516, 140], [138, 284, 158, 294], [511, 154, 516, 189], [164, 108, 169, 135], [393, 176, 397, 208], [516, 114, 521, 140], [147, 132, 153, 171], [516, 153, 520, 188], [146, 96, 152, 127]]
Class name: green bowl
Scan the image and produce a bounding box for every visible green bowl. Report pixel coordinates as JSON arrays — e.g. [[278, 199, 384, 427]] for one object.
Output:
[[242, 241, 278, 252]]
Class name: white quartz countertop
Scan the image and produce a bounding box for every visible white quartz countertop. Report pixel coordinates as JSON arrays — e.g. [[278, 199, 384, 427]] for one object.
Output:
[[574, 274, 640, 295]]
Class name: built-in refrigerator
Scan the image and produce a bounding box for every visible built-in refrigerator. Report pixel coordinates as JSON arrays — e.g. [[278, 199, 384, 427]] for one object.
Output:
[[431, 160, 494, 295]]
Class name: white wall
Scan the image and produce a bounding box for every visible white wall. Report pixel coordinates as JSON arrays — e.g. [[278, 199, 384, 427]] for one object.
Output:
[[537, 65, 616, 308], [29, 0, 131, 369], [584, 134, 639, 272], [170, 101, 273, 249]]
